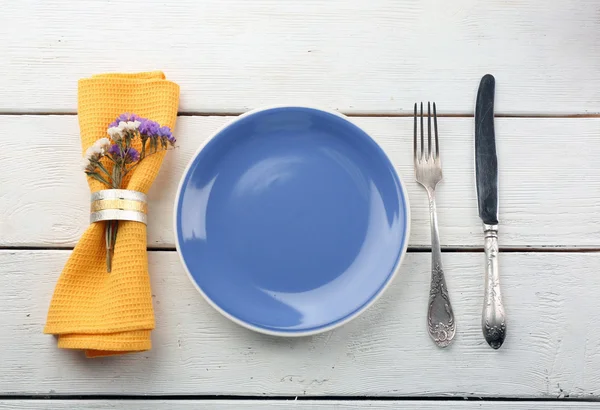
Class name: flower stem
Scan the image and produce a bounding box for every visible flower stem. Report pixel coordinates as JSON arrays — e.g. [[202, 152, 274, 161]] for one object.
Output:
[[104, 164, 123, 273], [95, 162, 114, 183], [86, 172, 112, 187], [122, 146, 173, 178], [105, 221, 113, 273]]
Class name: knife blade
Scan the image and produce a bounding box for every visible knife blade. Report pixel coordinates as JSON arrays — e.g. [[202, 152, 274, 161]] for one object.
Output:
[[475, 74, 499, 225], [475, 74, 506, 349]]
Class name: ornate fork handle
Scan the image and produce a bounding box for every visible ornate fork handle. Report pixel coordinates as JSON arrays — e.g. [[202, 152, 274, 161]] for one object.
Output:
[[426, 190, 456, 347]]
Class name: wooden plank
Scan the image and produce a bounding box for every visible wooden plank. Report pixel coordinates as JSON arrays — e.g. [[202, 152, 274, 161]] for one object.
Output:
[[1, 116, 599, 248], [1, 400, 599, 409], [0, 1, 598, 114], [4, 250, 600, 397]]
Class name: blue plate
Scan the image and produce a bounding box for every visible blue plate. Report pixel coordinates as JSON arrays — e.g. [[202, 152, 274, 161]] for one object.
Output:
[[174, 106, 410, 336]]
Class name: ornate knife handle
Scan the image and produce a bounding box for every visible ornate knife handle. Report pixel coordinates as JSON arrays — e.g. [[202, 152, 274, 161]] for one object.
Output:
[[482, 224, 506, 349]]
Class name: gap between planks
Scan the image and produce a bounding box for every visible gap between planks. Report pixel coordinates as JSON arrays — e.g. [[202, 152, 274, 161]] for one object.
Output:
[[0, 111, 598, 118], [2, 246, 600, 253], [0, 395, 599, 402]]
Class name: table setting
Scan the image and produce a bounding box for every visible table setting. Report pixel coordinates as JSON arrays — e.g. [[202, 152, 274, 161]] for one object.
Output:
[[1, 1, 599, 409], [44, 70, 508, 357]]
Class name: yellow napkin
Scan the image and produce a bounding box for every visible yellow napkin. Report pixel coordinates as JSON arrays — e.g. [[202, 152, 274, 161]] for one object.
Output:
[[44, 71, 180, 357]]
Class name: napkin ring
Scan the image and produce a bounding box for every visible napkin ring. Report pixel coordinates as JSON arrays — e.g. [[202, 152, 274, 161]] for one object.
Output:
[[90, 190, 148, 225]]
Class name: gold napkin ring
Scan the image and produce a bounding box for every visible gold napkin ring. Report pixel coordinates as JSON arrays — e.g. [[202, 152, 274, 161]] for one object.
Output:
[[90, 190, 148, 225]]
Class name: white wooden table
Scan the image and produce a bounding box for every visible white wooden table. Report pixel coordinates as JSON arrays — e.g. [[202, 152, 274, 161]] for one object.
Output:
[[1, 1, 599, 408]]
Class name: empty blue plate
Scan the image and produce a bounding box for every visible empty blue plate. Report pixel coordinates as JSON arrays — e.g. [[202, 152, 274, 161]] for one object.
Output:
[[174, 106, 410, 336]]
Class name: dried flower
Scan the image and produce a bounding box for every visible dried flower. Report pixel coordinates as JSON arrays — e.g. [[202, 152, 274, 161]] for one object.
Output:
[[95, 137, 111, 152], [108, 126, 123, 140], [139, 119, 160, 136], [84, 137, 109, 163], [81, 157, 94, 172], [109, 113, 141, 128], [157, 126, 176, 146], [109, 144, 139, 163], [127, 147, 140, 162], [117, 120, 141, 132], [92, 112, 175, 272], [85, 146, 99, 158], [82, 138, 111, 184], [107, 144, 121, 157]]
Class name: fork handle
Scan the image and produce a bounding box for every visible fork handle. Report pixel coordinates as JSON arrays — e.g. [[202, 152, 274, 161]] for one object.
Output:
[[426, 191, 456, 347], [482, 224, 506, 349]]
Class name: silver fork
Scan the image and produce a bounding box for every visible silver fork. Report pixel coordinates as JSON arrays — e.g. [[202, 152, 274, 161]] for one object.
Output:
[[413, 102, 456, 348]]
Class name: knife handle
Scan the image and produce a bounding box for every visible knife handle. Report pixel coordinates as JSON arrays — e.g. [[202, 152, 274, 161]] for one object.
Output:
[[482, 224, 506, 349]]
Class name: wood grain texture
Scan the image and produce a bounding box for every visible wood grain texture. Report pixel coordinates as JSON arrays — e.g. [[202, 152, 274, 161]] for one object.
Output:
[[0, 1, 598, 114], [2, 116, 599, 248], [1, 401, 599, 409], [4, 250, 600, 397]]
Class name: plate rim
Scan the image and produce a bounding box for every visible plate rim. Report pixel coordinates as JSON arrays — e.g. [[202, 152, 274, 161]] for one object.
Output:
[[173, 104, 411, 337]]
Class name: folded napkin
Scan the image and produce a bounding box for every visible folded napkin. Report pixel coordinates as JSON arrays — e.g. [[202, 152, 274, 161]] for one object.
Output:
[[44, 71, 180, 357]]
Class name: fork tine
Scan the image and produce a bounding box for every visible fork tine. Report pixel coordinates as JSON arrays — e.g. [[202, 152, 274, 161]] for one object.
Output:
[[420, 102, 424, 161], [413, 103, 417, 161], [427, 102, 432, 160], [433, 102, 439, 159]]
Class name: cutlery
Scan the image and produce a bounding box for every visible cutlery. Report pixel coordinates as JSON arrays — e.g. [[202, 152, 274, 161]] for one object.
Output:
[[475, 74, 506, 349], [414, 102, 456, 348]]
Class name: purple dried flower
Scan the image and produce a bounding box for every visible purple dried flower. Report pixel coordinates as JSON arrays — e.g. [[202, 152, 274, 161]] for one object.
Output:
[[139, 119, 160, 136], [157, 126, 176, 145], [157, 126, 171, 138], [125, 147, 140, 162], [109, 113, 142, 128], [108, 144, 121, 157], [120, 113, 141, 122], [108, 144, 121, 156], [108, 144, 139, 162]]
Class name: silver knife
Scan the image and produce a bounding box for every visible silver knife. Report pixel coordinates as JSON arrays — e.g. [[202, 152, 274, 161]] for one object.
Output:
[[475, 74, 506, 349]]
